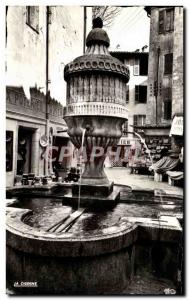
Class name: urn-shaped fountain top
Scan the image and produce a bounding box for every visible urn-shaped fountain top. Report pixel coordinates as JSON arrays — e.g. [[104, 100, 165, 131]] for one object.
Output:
[[64, 18, 130, 119]]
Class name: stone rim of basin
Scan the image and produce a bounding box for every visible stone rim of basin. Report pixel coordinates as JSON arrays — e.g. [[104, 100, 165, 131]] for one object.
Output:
[[6, 206, 182, 258]]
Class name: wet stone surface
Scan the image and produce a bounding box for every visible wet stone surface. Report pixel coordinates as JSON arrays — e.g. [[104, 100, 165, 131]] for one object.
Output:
[[21, 201, 72, 232], [10, 186, 182, 235]]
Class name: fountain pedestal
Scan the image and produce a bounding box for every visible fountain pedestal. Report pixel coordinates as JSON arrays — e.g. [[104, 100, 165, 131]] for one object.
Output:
[[72, 181, 114, 196], [62, 181, 121, 207]]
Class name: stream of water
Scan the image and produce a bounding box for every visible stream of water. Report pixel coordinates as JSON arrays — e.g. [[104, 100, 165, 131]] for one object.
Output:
[[78, 129, 86, 210], [134, 131, 153, 165]]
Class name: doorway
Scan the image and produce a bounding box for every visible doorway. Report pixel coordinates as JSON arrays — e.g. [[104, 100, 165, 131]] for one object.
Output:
[[16, 127, 34, 175]]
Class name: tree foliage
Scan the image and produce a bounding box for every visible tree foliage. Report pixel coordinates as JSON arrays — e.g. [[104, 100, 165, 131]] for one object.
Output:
[[92, 6, 122, 28]]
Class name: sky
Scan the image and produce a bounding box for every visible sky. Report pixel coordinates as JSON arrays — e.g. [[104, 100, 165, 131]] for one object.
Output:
[[106, 6, 150, 52]]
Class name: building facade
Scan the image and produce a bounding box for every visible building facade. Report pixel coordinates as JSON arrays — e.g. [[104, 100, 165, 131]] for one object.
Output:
[[6, 86, 69, 186], [109, 51, 148, 166], [141, 6, 184, 159], [6, 6, 92, 186]]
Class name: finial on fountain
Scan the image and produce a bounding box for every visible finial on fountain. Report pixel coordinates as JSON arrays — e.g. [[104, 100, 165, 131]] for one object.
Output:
[[86, 17, 110, 47], [92, 17, 103, 29]]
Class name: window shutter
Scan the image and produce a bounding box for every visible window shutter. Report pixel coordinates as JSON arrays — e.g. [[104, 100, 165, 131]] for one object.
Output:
[[142, 115, 146, 125], [165, 8, 174, 32], [135, 85, 139, 102], [30, 6, 35, 24], [163, 87, 172, 101], [133, 115, 138, 126], [133, 65, 139, 75], [6, 131, 13, 172], [159, 10, 164, 34], [122, 120, 128, 136], [26, 6, 39, 32], [165, 10, 171, 31], [126, 85, 129, 103], [164, 101, 172, 120], [35, 7, 39, 32], [139, 86, 147, 103], [138, 116, 142, 126], [164, 53, 173, 75], [26, 6, 30, 23], [30, 7, 35, 16], [133, 58, 139, 75], [170, 9, 174, 31]]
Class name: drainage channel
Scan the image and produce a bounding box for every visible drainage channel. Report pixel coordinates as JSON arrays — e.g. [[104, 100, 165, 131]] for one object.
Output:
[[46, 207, 86, 233]]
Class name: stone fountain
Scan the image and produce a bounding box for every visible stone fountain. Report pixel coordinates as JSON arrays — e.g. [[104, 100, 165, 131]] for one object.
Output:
[[6, 18, 183, 295], [63, 17, 129, 205]]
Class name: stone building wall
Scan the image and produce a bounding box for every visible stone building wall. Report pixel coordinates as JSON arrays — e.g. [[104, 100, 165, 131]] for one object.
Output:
[[6, 6, 92, 105], [172, 7, 183, 117], [146, 7, 183, 126], [6, 6, 46, 97]]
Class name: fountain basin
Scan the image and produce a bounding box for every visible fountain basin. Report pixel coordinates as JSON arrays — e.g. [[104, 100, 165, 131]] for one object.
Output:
[[6, 187, 183, 295]]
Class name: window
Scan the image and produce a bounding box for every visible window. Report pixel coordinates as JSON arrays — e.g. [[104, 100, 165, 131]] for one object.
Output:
[[164, 101, 172, 120], [122, 120, 128, 136], [133, 115, 146, 126], [26, 6, 39, 33], [135, 85, 147, 103], [159, 8, 174, 34], [133, 56, 148, 76], [126, 85, 129, 103], [164, 53, 173, 75]]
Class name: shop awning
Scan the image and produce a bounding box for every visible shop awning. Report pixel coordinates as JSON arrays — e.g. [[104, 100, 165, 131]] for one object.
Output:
[[149, 156, 180, 173], [49, 123, 69, 138], [170, 116, 183, 136]]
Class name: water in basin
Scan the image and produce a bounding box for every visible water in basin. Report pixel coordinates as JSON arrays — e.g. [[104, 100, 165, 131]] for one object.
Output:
[[12, 188, 182, 235]]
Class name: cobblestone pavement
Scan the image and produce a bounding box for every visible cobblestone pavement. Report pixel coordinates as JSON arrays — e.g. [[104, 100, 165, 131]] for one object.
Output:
[[105, 167, 183, 196]]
